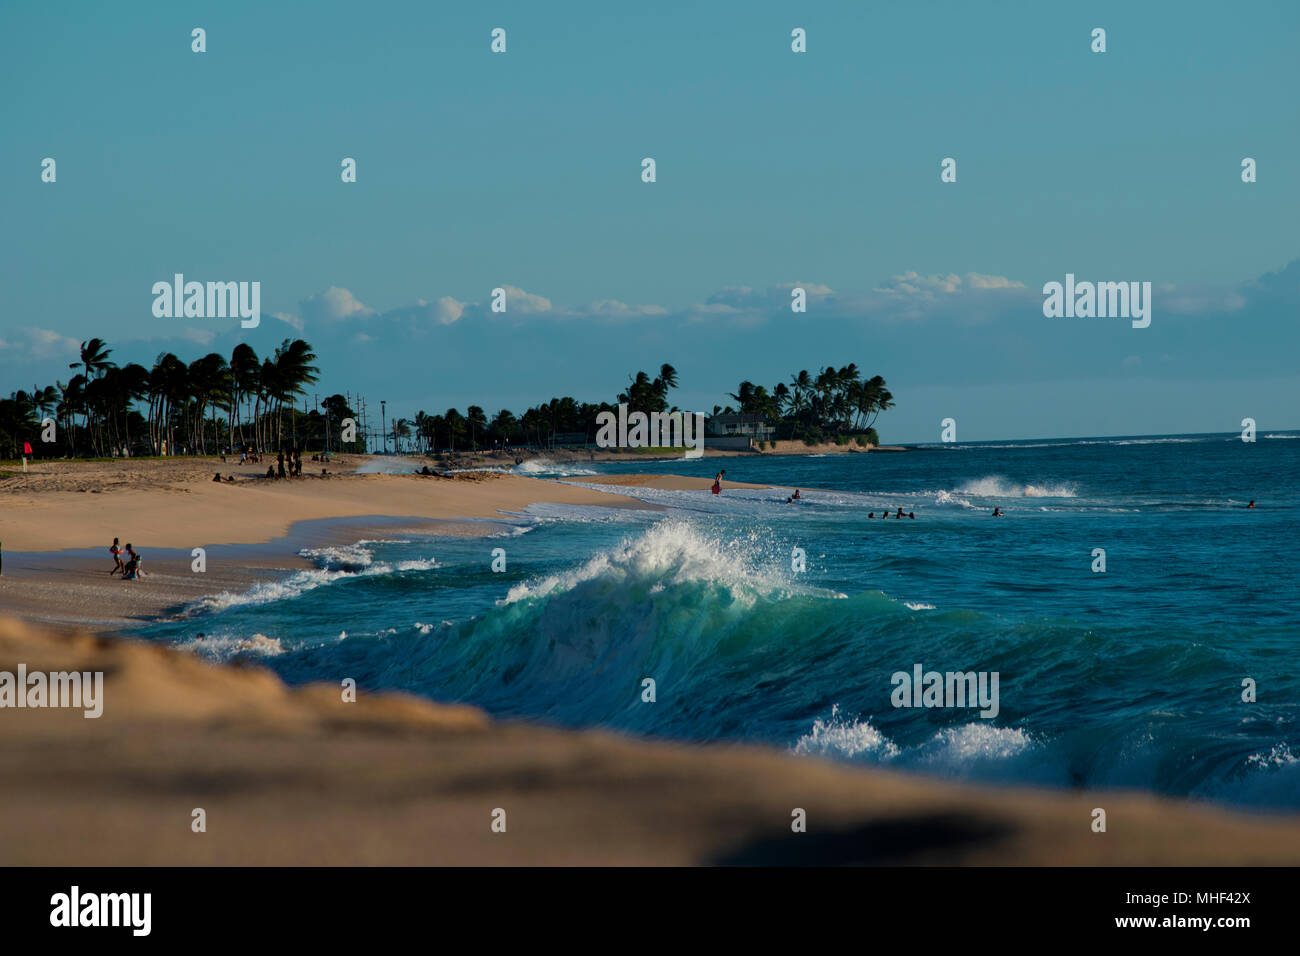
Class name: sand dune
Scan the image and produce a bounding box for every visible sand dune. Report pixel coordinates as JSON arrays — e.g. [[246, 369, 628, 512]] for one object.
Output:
[[3, 615, 1300, 866]]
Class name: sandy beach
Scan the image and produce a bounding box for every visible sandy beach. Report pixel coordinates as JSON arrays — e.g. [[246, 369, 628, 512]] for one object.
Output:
[[0, 454, 663, 552], [0, 456, 670, 627]]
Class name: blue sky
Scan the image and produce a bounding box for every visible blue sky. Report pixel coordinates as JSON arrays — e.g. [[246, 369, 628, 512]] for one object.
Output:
[[2, 0, 1297, 442]]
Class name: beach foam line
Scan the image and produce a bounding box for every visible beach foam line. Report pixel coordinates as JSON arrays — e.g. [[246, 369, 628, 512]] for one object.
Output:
[[184, 542, 440, 614]]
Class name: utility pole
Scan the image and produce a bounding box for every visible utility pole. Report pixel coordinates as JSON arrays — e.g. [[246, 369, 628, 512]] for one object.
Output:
[[381, 400, 387, 455], [360, 397, 368, 455]]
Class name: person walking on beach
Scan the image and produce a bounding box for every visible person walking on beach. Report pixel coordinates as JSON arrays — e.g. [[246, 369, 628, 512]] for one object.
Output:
[[109, 537, 125, 576]]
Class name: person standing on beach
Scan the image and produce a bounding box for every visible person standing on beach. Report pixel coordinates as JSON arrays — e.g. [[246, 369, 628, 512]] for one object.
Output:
[[712, 469, 726, 495], [109, 537, 124, 576], [277, 452, 287, 479]]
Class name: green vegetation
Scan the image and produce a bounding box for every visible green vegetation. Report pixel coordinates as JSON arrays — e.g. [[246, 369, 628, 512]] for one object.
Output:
[[4, 348, 894, 458], [0, 337, 362, 458], [715, 365, 893, 443]]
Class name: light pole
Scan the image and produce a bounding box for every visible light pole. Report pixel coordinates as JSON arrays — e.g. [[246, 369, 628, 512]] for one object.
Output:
[[381, 401, 387, 455]]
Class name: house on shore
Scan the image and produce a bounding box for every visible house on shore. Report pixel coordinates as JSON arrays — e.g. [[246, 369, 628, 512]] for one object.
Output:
[[705, 412, 775, 442]]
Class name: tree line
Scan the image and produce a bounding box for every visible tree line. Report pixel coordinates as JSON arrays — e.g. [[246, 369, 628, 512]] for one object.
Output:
[[0, 337, 358, 459], [3, 347, 893, 459]]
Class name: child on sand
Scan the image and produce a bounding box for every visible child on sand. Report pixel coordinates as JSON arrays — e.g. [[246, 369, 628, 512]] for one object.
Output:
[[109, 537, 124, 576], [122, 544, 142, 580]]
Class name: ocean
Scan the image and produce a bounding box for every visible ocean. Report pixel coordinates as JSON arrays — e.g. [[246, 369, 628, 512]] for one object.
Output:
[[131, 432, 1300, 810]]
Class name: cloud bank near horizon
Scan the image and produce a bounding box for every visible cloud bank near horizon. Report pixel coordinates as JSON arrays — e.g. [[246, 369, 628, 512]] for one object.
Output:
[[2, 260, 1296, 442]]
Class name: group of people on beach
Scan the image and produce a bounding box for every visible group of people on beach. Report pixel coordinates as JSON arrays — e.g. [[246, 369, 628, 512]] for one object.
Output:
[[262, 449, 304, 479], [108, 537, 144, 580], [213, 447, 330, 483]]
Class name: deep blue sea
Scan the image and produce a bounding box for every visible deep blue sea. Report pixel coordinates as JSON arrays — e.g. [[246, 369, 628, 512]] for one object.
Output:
[[133, 432, 1300, 809]]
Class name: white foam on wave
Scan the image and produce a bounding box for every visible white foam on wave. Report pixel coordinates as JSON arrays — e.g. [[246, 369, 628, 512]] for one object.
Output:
[[792, 707, 1036, 770], [176, 631, 285, 661], [913, 723, 1035, 768], [904, 601, 936, 610], [934, 489, 976, 509], [187, 542, 439, 613], [794, 705, 900, 759], [957, 476, 1077, 498], [299, 543, 375, 571], [513, 458, 599, 477], [504, 518, 844, 606], [1247, 743, 1298, 768]]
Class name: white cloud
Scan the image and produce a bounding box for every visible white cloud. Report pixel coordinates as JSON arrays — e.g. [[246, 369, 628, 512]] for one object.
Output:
[[299, 286, 375, 323], [179, 327, 217, 346], [0, 326, 81, 361], [576, 299, 669, 318], [432, 296, 465, 324], [875, 271, 1025, 297], [497, 285, 552, 315]]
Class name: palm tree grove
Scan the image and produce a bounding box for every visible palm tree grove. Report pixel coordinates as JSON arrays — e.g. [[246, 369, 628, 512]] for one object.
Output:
[[1, 345, 892, 458]]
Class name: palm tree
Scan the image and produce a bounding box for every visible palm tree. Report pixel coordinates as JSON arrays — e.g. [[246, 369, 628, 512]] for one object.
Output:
[[443, 408, 465, 452], [67, 338, 116, 452], [271, 339, 319, 448], [72, 338, 114, 382], [392, 417, 412, 453], [467, 406, 487, 450], [490, 409, 518, 448], [229, 343, 259, 447]]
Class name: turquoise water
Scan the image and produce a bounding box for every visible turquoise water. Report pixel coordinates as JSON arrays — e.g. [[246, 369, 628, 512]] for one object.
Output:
[[133, 432, 1300, 809]]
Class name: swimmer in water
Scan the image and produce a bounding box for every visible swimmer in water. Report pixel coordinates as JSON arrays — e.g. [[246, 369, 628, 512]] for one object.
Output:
[[992, 507, 1003, 517], [1247, 500, 1256, 509]]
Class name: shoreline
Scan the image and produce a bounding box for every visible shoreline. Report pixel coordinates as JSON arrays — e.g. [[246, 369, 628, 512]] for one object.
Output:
[[2, 457, 681, 632], [0, 459, 768, 631]]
